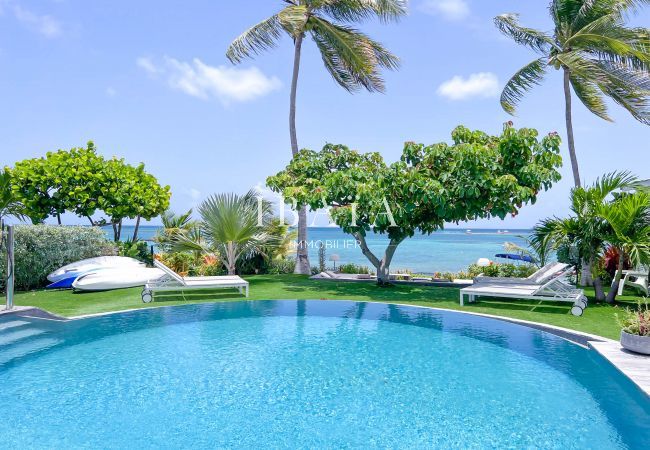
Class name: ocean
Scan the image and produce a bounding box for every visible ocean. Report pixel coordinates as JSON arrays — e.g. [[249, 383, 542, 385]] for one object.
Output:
[[108, 226, 532, 273]]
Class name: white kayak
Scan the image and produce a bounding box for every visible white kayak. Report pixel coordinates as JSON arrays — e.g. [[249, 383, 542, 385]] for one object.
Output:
[[48, 256, 145, 283], [72, 267, 165, 292]]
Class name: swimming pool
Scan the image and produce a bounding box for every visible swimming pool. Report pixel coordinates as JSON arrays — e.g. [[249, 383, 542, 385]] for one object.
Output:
[[1, 300, 649, 448]]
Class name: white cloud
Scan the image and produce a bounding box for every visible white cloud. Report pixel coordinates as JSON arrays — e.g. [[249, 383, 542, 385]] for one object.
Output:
[[12, 4, 62, 38], [436, 72, 499, 101], [419, 0, 470, 21], [105, 87, 117, 97], [137, 56, 282, 104], [136, 56, 159, 75]]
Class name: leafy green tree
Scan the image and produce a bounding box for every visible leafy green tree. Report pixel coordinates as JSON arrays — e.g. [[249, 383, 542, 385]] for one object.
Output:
[[9, 152, 69, 224], [495, 0, 650, 187], [598, 189, 650, 302], [531, 171, 638, 301], [98, 158, 171, 241], [226, 0, 406, 274], [9, 143, 170, 239], [0, 169, 26, 222], [268, 123, 563, 285], [171, 191, 278, 275]]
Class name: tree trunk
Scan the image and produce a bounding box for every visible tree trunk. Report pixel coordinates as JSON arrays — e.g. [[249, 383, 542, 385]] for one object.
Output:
[[563, 67, 581, 187], [117, 219, 123, 242], [593, 276, 606, 302], [581, 257, 593, 286], [354, 232, 403, 286], [289, 32, 311, 275], [112, 222, 118, 242], [56, 213, 61, 225], [132, 215, 141, 241], [86, 216, 96, 226], [606, 251, 625, 304]]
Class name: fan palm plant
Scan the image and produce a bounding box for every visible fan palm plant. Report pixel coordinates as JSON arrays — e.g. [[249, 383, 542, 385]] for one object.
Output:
[[226, 0, 406, 274], [531, 171, 638, 300], [598, 189, 650, 302], [171, 191, 278, 275], [495, 0, 650, 187]]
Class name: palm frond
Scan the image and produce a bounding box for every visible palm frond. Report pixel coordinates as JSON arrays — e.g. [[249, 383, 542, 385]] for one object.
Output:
[[226, 14, 284, 64], [309, 16, 398, 93], [500, 58, 548, 115], [312, 0, 407, 23], [570, 72, 612, 120], [494, 14, 555, 54]]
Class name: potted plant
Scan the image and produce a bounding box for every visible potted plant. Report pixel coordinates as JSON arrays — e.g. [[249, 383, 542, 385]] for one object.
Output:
[[617, 299, 650, 355]]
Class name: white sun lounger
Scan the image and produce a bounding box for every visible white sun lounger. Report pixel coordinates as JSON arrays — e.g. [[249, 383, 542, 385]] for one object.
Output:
[[473, 262, 570, 285], [141, 260, 249, 303], [617, 267, 649, 296], [460, 276, 587, 316]]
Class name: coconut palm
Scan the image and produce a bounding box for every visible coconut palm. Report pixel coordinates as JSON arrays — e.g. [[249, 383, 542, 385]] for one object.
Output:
[[226, 0, 406, 273], [598, 189, 650, 302], [172, 191, 277, 275], [495, 0, 650, 187], [531, 171, 638, 300]]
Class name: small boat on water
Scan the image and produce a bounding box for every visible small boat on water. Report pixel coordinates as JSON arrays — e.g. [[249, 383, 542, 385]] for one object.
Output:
[[47, 256, 145, 283], [72, 267, 165, 292]]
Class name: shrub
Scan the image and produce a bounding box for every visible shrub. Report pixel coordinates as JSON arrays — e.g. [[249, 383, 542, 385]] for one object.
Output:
[[0, 225, 115, 291], [617, 299, 650, 336], [338, 263, 372, 274], [466, 262, 536, 279], [268, 258, 296, 275], [117, 239, 153, 265]]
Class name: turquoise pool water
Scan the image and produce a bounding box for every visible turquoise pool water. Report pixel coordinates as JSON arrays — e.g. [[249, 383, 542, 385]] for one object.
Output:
[[1, 301, 649, 448]]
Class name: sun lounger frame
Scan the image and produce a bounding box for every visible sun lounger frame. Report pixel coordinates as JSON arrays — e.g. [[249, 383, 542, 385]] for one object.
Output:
[[142, 260, 249, 303], [460, 275, 588, 316]]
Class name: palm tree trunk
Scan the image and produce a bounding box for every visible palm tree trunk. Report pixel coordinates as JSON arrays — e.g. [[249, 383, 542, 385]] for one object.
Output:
[[132, 215, 141, 241], [289, 32, 311, 274], [606, 251, 626, 304], [563, 68, 581, 188]]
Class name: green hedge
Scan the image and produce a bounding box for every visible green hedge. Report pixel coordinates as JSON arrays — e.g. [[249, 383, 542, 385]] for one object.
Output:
[[1, 225, 116, 291]]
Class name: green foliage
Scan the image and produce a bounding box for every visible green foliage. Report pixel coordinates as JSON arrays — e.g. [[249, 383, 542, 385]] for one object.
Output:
[[0, 169, 26, 221], [495, 2, 650, 124], [267, 258, 296, 275], [0, 225, 115, 291], [466, 263, 537, 279], [532, 171, 647, 301], [98, 157, 171, 240], [338, 263, 373, 274], [226, 0, 406, 93], [267, 123, 562, 281], [7, 142, 171, 238], [169, 191, 279, 275], [617, 298, 650, 336], [116, 239, 153, 265]]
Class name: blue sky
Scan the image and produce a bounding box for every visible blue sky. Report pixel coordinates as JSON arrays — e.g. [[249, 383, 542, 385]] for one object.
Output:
[[1, 0, 648, 228]]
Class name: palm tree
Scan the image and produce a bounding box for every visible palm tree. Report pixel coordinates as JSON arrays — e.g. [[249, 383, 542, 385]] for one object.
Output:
[[531, 171, 637, 300], [598, 189, 650, 302], [226, 0, 406, 273], [495, 0, 650, 187], [172, 191, 278, 275], [154, 209, 194, 252]]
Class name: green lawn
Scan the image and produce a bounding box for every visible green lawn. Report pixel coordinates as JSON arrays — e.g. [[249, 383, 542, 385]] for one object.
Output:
[[14, 274, 643, 340]]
